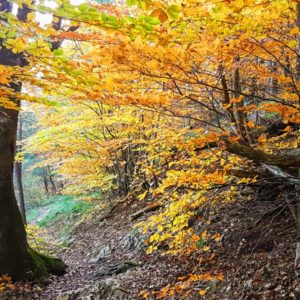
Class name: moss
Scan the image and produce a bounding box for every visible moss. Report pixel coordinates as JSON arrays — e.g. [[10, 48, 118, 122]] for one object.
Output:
[[38, 252, 66, 275], [27, 248, 66, 280]]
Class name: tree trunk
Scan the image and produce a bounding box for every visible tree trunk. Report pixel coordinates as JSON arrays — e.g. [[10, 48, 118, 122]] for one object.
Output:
[[15, 113, 26, 224], [43, 173, 50, 195], [0, 106, 31, 280], [48, 166, 57, 193]]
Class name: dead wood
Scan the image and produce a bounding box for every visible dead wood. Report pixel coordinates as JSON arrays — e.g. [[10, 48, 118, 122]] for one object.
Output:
[[130, 202, 162, 221]]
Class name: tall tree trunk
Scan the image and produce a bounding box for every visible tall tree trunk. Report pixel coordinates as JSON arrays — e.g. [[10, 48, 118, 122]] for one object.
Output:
[[15, 113, 26, 224], [0, 90, 65, 280], [0, 103, 32, 280], [0, 0, 36, 278]]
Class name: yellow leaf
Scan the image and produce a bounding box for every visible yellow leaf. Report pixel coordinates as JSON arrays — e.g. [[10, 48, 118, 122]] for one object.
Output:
[[138, 190, 147, 200], [201, 230, 207, 239], [282, 126, 293, 132], [212, 233, 221, 241], [290, 27, 300, 35], [199, 289, 207, 295], [139, 290, 149, 298], [217, 274, 224, 281], [27, 12, 35, 21]]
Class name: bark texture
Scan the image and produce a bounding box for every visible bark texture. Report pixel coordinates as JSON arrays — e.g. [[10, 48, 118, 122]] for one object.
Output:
[[0, 111, 30, 280]]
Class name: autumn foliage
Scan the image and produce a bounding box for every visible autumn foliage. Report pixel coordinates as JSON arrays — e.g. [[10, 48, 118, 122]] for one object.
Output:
[[2, 0, 300, 295]]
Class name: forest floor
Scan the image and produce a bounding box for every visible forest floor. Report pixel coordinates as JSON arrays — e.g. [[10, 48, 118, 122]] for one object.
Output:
[[2, 196, 300, 299]]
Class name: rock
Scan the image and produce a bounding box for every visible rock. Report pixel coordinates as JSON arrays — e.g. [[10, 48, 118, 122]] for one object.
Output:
[[223, 229, 274, 253], [122, 229, 144, 251], [89, 245, 112, 263], [96, 261, 141, 278], [90, 280, 128, 299], [56, 295, 71, 300], [56, 288, 83, 300], [56, 280, 129, 300], [209, 279, 223, 292]]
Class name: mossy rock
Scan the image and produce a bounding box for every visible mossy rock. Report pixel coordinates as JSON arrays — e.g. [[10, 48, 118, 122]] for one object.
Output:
[[28, 248, 66, 280]]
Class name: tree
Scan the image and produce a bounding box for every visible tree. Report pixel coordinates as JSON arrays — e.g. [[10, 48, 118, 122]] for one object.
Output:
[[0, 0, 65, 280], [24, 0, 300, 256], [0, 0, 159, 280]]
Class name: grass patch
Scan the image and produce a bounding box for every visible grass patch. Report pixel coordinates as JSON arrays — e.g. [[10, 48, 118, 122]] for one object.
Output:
[[27, 207, 41, 223], [26, 194, 93, 241]]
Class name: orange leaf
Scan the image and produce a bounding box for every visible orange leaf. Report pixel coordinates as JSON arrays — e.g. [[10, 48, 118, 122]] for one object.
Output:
[[151, 8, 168, 23]]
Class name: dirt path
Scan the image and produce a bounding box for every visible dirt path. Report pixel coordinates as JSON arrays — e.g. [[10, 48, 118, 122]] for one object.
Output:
[[30, 201, 185, 300], [4, 198, 300, 299]]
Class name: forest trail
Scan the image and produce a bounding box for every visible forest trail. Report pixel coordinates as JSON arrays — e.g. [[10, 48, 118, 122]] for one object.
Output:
[[4, 196, 300, 300], [8, 191, 300, 298], [42, 199, 194, 300], [42, 199, 300, 300], [6, 199, 188, 300]]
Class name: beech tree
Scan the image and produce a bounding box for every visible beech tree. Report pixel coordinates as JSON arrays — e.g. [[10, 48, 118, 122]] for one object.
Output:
[[25, 0, 300, 252], [0, 0, 65, 280]]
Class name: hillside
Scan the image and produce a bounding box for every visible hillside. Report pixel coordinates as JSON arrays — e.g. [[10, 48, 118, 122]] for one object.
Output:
[[1, 193, 299, 300]]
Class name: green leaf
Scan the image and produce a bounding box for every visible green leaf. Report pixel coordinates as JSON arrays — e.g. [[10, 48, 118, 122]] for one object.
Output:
[[53, 48, 64, 56], [138, 1, 146, 10], [167, 4, 180, 19], [180, 21, 187, 32], [196, 239, 205, 248], [6, 31, 16, 38], [78, 3, 89, 12], [126, 0, 138, 6], [56, 7, 66, 17], [37, 5, 53, 13]]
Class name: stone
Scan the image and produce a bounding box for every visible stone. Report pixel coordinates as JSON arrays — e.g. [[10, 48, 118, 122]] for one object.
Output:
[[56, 280, 129, 300], [96, 261, 141, 278], [89, 245, 112, 263], [122, 229, 144, 251]]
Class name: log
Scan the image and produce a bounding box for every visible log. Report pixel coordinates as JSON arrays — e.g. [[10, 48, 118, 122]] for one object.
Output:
[[225, 141, 300, 168], [196, 140, 300, 169], [130, 202, 162, 221]]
